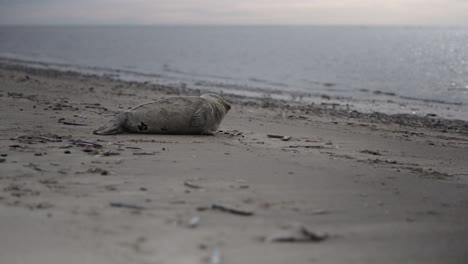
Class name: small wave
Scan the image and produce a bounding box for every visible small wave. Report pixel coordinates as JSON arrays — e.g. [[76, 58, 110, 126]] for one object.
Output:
[[193, 79, 283, 94], [0, 55, 166, 80], [162, 63, 239, 82], [0, 52, 67, 65], [398, 96, 463, 106], [248, 77, 289, 88], [358, 87, 464, 106]]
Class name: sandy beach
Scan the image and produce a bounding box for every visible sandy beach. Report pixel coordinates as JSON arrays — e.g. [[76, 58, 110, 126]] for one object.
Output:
[[1, 62, 468, 264]]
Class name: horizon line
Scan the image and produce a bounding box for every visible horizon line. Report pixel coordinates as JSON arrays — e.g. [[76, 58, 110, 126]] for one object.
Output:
[[1, 23, 467, 27]]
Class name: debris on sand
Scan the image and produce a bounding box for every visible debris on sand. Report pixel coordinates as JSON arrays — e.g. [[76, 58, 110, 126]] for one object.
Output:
[[58, 118, 87, 126], [209, 247, 222, 264], [81, 103, 108, 111], [8, 92, 37, 101], [110, 202, 146, 210], [126, 146, 142, 150], [15, 134, 64, 144], [132, 152, 157, 156], [263, 224, 329, 243], [268, 134, 292, 141], [82, 148, 99, 155], [69, 139, 103, 149], [83, 167, 109, 175], [187, 216, 201, 228], [24, 162, 43, 172], [267, 134, 284, 139], [4, 183, 40, 197], [184, 181, 203, 189], [288, 145, 325, 149], [211, 203, 254, 216], [101, 151, 120, 156], [35, 202, 54, 210], [360, 149, 382, 156], [68, 138, 103, 155], [219, 129, 244, 137], [8, 92, 25, 97], [9, 144, 28, 150], [309, 209, 330, 215]]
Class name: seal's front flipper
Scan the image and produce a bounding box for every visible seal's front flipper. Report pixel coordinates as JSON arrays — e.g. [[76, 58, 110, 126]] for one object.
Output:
[[191, 107, 209, 129], [93, 114, 126, 135]]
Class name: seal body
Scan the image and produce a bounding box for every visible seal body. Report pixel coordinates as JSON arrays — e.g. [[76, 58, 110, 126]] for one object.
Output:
[[93, 93, 231, 135]]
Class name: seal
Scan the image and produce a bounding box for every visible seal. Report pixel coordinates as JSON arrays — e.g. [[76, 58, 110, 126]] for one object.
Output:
[[93, 93, 231, 135]]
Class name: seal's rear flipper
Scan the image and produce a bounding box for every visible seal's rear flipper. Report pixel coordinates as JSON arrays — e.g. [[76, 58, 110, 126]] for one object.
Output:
[[93, 114, 126, 135]]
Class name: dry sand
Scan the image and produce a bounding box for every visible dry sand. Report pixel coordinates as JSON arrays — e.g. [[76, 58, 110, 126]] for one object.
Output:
[[1, 63, 468, 264]]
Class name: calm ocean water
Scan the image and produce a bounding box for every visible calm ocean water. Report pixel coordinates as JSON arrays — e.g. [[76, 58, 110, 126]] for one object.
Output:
[[1, 25, 467, 110]]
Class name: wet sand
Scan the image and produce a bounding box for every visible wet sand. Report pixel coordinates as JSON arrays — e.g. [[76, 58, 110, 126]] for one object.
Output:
[[1, 63, 468, 264]]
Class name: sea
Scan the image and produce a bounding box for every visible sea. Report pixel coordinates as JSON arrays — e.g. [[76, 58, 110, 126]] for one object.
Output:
[[1, 25, 467, 120]]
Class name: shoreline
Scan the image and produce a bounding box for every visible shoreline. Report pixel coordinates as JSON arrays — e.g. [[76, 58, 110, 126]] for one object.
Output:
[[2, 59, 468, 134], [1, 62, 468, 263], [1, 56, 468, 122]]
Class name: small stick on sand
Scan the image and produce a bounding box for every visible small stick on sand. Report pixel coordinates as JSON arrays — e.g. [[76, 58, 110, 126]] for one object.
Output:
[[211, 203, 254, 216], [110, 202, 145, 210], [184, 181, 203, 189]]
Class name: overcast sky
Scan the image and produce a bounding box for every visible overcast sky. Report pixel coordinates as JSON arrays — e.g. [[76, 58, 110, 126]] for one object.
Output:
[[1, 0, 467, 25]]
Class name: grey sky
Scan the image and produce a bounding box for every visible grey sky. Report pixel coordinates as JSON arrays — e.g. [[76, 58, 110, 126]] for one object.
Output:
[[1, 0, 467, 25]]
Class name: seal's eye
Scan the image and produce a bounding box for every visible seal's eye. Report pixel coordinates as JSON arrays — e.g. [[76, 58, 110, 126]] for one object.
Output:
[[225, 103, 231, 111]]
